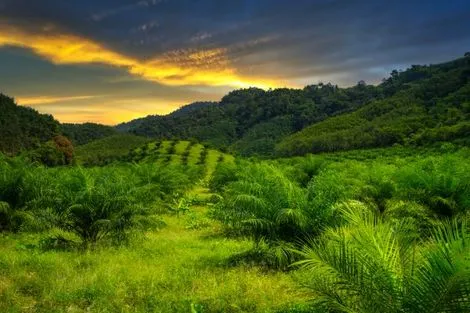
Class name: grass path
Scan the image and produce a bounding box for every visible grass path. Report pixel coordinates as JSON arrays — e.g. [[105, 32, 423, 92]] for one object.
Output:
[[0, 204, 308, 313]]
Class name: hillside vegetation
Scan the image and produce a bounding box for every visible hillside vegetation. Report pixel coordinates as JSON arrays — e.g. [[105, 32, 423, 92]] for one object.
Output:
[[117, 84, 381, 156], [1, 145, 470, 312], [74, 134, 151, 165], [117, 55, 470, 157], [277, 56, 470, 155], [62, 123, 118, 146], [125, 140, 235, 179], [0, 94, 60, 155]]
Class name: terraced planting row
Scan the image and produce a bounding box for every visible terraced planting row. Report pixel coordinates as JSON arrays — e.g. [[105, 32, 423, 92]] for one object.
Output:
[[127, 140, 234, 178]]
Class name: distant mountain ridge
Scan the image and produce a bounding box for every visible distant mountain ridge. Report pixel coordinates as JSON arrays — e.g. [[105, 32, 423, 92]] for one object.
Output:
[[115, 101, 217, 133]]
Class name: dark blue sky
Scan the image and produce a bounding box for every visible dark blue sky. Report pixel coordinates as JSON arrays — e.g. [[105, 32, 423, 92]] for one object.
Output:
[[1, 0, 469, 124]]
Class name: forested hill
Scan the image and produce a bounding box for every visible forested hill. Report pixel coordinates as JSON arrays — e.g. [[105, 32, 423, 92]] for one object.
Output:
[[0, 94, 60, 154], [62, 123, 118, 146], [117, 83, 382, 156], [276, 55, 470, 156], [115, 101, 217, 133], [117, 54, 470, 156]]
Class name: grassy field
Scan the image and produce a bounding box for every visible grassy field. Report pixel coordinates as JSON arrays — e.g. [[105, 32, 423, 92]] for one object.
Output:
[[0, 206, 308, 313]]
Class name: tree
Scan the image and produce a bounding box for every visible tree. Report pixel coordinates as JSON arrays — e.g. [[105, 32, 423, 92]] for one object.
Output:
[[53, 135, 74, 165], [30, 136, 74, 166]]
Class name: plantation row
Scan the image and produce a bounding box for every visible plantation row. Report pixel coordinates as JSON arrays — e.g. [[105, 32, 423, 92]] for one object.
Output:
[[0, 155, 203, 246], [125, 140, 234, 178]]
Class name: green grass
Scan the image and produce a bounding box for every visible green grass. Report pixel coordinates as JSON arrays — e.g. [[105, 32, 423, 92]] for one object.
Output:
[[157, 141, 173, 155], [174, 141, 190, 155], [170, 154, 182, 165], [0, 208, 307, 313], [205, 150, 221, 178], [187, 144, 204, 165]]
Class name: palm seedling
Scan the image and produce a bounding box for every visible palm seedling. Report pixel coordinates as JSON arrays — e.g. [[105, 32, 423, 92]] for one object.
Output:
[[295, 201, 470, 313], [395, 155, 470, 218], [213, 163, 331, 268]]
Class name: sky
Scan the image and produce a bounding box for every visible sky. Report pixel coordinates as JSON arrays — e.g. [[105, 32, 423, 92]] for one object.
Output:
[[1, 0, 470, 125]]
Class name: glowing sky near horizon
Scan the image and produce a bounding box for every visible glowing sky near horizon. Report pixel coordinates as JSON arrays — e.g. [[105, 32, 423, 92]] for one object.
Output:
[[1, 0, 470, 124]]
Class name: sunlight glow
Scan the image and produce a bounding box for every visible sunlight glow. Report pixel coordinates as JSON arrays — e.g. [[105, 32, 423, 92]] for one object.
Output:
[[17, 95, 102, 106], [0, 24, 284, 89]]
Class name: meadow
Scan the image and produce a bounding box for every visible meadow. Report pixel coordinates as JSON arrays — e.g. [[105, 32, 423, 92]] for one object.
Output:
[[1, 142, 470, 312]]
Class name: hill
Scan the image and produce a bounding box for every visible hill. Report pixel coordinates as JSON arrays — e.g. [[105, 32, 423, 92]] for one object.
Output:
[[0, 93, 60, 155], [276, 56, 470, 156], [74, 134, 151, 165], [62, 123, 118, 146], [117, 84, 381, 156], [4, 55, 469, 159], [116, 54, 470, 157]]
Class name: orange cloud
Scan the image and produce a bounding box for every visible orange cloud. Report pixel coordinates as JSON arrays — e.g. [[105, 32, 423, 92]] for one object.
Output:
[[0, 23, 287, 88], [17, 95, 101, 106]]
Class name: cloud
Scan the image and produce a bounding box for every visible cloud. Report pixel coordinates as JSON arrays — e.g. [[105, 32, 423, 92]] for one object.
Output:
[[17, 95, 102, 106], [91, 1, 163, 22], [190, 32, 212, 43], [0, 22, 289, 88]]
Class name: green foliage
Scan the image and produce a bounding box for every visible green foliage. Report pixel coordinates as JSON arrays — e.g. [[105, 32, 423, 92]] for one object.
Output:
[[74, 134, 151, 165], [277, 57, 470, 156], [211, 162, 337, 268], [0, 201, 30, 232], [28, 135, 75, 167], [211, 149, 470, 270], [124, 140, 235, 183], [394, 155, 470, 217], [0, 93, 60, 155], [295, 206, 470, 313], [62, 122, 118, 146], [0, 156, 201, 246], [113, 56, 470, 157], [117, 83, 381, 156], [209, 161, 239, 193]]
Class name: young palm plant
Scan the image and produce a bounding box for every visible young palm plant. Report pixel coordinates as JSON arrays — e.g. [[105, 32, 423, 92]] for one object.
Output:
[[59, 167, 141, 246], [395, 155, 470, 218], [295, 201, 470, 313], [0, 157, 34, 231], [213, 163, 333, 268]]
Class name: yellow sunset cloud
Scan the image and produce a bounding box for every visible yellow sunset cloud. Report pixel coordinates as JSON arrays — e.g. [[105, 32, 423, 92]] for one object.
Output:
[[0, 23, 285, 89]]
